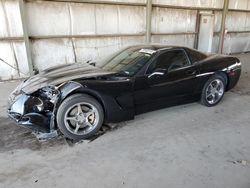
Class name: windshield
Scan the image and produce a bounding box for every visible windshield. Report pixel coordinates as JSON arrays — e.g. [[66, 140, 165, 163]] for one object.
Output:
[[101, 47, 155, 76]]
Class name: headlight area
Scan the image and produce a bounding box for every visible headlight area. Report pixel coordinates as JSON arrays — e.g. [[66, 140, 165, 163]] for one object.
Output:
[[8, 86, 60, 134], [32, 86, 60, 111]]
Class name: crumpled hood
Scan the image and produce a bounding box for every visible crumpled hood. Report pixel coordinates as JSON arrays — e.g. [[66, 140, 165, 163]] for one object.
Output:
[[20, 63, 114, 94]]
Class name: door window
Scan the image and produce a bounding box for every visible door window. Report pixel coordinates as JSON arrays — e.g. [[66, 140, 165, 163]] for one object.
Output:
[[147, 50, 190, 74]]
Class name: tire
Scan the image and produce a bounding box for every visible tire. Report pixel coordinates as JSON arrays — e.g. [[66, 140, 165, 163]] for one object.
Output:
[[56, 94, 104, 141], [201, 74, 226, 107]]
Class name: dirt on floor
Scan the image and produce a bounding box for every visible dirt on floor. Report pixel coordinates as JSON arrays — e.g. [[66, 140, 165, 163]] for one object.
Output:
[[0, 116, 127, 153], [0, 117, 67, 152]]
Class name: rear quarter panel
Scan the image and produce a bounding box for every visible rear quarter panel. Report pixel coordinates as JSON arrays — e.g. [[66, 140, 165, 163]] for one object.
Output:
[[195, 54, 241, 93]]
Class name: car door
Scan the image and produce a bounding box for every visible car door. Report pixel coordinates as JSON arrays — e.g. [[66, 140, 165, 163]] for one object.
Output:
[[134, 48, 199, 114]]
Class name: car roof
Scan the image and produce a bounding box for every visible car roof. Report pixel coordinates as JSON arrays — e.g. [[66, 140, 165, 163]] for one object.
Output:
[[126, 43, 185, 51]]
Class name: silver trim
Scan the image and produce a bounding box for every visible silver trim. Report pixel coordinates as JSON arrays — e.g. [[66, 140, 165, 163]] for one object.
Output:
[[222, 61, 242, 72], [196, 72, 214, 77]]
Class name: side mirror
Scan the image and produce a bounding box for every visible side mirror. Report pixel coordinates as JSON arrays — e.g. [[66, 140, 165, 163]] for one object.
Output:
[[148, 68, 166, 78]]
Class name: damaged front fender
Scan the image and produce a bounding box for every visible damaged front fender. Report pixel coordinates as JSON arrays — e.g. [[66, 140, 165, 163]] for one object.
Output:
[[57, 81, 82, 102], [8, 81, 86, 136]]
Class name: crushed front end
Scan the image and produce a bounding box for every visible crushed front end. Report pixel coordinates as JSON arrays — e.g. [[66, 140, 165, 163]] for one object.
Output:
[[7, 81, 59, 139]]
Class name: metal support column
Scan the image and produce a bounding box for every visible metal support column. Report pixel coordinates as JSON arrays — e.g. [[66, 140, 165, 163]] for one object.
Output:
[[146, 0, 152, 43], [193, 10, 200, 49], [18, 0, 34, 76], [218, 0, 229, 54]]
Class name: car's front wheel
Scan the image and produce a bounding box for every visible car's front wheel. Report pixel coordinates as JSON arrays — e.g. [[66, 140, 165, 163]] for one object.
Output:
[[56, 94, 104, 141], [201, 74, 226, 107]]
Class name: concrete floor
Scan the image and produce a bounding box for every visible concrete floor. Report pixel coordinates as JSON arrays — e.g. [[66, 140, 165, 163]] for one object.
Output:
[[0, 53, 250, 188]]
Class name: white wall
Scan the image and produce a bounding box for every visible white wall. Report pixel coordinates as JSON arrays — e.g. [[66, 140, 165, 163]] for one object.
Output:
[[224, 0, 250, 53], [153, 0, 224, 8], [0, 0, 29, 80], [26, 1, 146, 70]]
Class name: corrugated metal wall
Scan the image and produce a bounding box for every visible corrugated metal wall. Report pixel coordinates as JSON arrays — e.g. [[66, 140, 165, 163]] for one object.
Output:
[[0, 0, 29, 80], [0, 0, 250, 80], [27, 1, 146, 70]]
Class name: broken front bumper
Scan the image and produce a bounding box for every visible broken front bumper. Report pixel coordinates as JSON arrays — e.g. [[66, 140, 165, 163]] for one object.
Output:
[[8, 94, 51, 133]]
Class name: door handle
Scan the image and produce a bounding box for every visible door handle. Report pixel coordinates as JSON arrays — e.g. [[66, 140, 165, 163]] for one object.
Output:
[[186, 70, 197, 75], [148, 71, 165, 78]]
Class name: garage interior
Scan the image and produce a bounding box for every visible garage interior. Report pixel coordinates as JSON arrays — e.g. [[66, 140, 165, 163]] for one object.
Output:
[[0, 0, 250, 187]]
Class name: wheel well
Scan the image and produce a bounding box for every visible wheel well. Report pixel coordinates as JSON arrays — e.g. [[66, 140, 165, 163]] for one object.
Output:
[[215, 71, 229, 89], [57, 89, 106, 119]]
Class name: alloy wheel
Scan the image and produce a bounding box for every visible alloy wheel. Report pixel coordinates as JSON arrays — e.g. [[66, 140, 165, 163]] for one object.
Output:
[[64, 102, 99, 135], [205, 79, 224, 105]]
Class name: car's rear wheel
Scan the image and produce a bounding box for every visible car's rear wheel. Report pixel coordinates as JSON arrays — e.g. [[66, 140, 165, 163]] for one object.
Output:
[[56, 94, 104, 141], [201, 74, 226, 107]]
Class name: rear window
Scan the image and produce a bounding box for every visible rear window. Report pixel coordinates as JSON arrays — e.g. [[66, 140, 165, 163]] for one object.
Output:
[[185, 48, 207, 64]]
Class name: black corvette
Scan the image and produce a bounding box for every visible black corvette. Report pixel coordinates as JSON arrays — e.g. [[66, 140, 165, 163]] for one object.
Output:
[[8, 45, 241, 140]]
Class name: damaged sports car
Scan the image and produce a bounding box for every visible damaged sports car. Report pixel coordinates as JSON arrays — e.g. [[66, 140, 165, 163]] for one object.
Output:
[[8, 45, 241, 140]]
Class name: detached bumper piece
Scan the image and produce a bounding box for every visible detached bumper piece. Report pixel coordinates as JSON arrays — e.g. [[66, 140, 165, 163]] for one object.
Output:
[[8, 94, 51, 133]]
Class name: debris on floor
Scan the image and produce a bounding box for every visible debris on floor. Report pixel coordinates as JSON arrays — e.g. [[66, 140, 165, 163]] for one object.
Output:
[[65, 123, 126, 145], [238, 160, 247, 166], [227, 160, 248, 166]]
